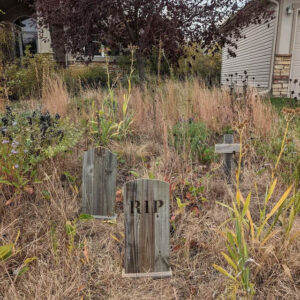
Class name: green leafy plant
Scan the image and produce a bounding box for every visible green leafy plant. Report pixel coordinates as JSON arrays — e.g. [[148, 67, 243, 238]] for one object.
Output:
[[172, 120, 213, 163], [89, 49, 135, 146], [16, 257, 38, 276], [64, 65, 108, 94], [0, 106, 82, 196], [3, 46, 57, 100], [0, 243, 14, 261], [175, 44, 221, 86]]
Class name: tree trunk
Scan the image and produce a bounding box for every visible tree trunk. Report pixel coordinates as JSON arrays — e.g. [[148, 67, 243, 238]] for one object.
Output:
[[136, 50, 145, 82]]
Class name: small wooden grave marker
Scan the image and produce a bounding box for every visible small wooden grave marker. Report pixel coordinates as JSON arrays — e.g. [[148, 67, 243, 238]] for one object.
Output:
[[215, 134, 240, 181], [123, 179, 172, 279], [82, 148, 117, 219]]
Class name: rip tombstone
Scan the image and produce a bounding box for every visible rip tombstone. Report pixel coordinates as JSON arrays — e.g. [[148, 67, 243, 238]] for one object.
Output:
[[215, 134, 241, 182], [123, 179, 172, 279], [82, 147, 117, 219]]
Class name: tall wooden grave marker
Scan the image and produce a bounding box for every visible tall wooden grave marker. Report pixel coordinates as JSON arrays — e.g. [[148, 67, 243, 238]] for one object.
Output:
[[215, 134, 240, 182], [82, 148, 117, 219], [123, 179, 172, 278]]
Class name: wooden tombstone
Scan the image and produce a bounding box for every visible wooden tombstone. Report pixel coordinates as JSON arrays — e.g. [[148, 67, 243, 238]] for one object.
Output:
[[82, 148, 117, 219], [123, 179, 172, 278], [215, 134, 240, 182]]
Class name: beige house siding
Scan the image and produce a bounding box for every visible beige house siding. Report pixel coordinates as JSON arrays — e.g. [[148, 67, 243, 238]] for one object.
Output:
[[221, 5, 277, 90]]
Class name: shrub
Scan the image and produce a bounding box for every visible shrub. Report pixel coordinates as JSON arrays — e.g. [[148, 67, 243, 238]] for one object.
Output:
[[172, 120, 214, 163], [64, 65, 109, 94], [3, 47, 57, 100], [175, 44, 221, 86], [0, 106, 82, 196]]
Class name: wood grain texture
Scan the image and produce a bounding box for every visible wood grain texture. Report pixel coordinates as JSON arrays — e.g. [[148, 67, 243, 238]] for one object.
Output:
[[124, 179, 170, 275], [224, 134, 234, 182], [215, 144, 240, 154], [82, 148, 117, 217], [122, 269, 172, 279]]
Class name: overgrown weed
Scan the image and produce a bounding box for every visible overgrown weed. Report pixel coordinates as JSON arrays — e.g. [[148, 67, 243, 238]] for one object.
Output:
[[0, 76, 299, 299]]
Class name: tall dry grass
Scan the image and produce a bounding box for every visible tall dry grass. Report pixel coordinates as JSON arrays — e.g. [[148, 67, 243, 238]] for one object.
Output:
[[1, 79, 298, 299], [75, 79, 278, 141], [42, 76, 70, 117]]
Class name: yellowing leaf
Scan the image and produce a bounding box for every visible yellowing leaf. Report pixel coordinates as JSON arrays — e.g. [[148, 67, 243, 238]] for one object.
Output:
[[265, 179, 277, 205], [236, 190, 241, 207], [246, 209, 255, 243], [213, 264, 236, 282], [0, 243, 13, 261], [24, 257, 37, 265], [110, 234, 121, 243], [242, 192, 251, 217], [176, 198, 188, 210], [257, 185, 293, 240], [265, 185, 293, 223], [221, 252, 237, 272]]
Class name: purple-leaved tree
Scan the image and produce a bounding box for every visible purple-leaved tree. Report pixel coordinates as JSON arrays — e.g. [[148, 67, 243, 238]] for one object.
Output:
[[31, 0, 271, 80]]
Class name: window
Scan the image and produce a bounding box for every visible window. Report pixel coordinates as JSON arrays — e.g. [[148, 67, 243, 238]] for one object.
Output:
[[14, 17, 38, 57]]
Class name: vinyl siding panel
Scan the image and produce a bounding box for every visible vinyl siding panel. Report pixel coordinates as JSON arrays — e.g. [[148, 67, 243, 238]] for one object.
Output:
[[290, 11, 300, 97], [221, 8, 277, 89]]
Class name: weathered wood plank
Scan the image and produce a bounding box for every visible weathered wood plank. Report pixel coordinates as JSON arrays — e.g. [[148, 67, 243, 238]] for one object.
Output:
[[154, 181, 170, 273], [122, 269, 172, 279], [223, 135, 234, 182], [215, 144, 241, 154], [124, 179, 171, 277], [82, 147, 117, 218]]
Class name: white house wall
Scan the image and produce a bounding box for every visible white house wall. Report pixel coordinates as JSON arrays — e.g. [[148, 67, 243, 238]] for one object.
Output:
[[277, 0, 297, 54], [221, 5, 278, 89]]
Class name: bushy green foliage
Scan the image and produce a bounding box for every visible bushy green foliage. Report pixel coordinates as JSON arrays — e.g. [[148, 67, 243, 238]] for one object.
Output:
[[2, 47, 57, 100], [172, 120, 214, 163], [0, 106, 82, 193], [64, 65, 112, 94], [0, 48, 58, 100], [175, 44, 221, 86]]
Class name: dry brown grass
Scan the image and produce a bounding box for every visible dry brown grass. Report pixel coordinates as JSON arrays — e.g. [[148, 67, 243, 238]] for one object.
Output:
[[0, 81, 299, 299], [41, 76, 70, 117], [1, 150, 299, 299], [74, 79, 278, 143], [0, 97, 7, 112]]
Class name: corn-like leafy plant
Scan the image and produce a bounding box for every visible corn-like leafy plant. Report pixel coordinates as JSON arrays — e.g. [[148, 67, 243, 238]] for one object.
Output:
[[88, 48, 135, 146], [214, 110, 299, 298]]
